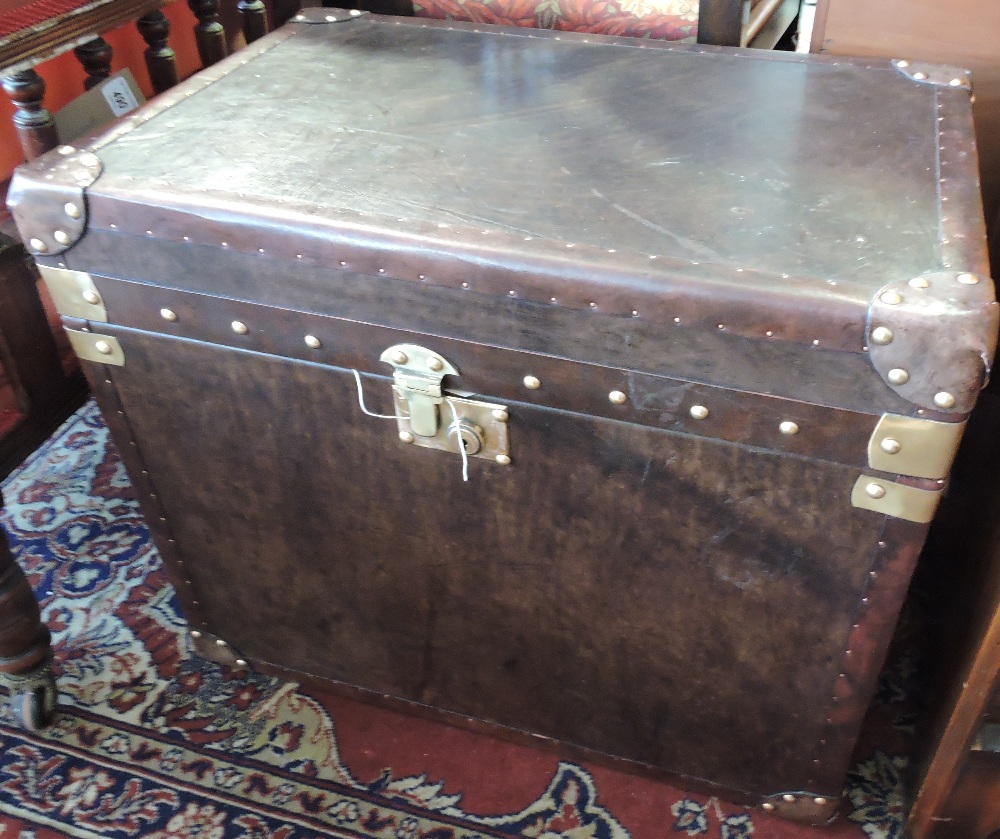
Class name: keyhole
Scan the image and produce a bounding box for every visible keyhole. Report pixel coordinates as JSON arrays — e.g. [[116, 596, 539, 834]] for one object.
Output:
[[447, 419, 485, 455]]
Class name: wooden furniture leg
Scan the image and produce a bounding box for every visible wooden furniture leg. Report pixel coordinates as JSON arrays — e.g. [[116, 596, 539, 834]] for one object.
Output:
[[0, 489, 55, 730], [137, 10, 179, 93], [188, 0, 228, 67], [1, 69, 59, 161], [238, 0, 269, 45], [74, 36, 114, 89]]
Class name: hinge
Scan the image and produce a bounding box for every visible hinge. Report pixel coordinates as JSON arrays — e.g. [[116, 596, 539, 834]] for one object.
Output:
[[851, 476, 942, 523], [867, 414, 966, 480], [65, 328, 124, 366], [35, 264, 107, 322]]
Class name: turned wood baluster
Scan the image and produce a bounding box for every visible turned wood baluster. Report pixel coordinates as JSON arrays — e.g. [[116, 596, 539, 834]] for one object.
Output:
[[238, 0, 268, 44], [74, 37, 114, 89], [1, 71, 59, 161], [137, 11, 179, 93], [0, 491, 56, 730], [188, 0, 228, 67]]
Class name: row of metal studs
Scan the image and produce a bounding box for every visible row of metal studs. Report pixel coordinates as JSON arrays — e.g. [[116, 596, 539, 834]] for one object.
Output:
[[158, 306, 810, 437]]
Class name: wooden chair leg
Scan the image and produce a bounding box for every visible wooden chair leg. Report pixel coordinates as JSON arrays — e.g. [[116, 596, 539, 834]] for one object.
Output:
[[138, 11, 179, 94], [238, 0, 269, 44], [1, 70, 59, 162], [189, 0, 229, 67], [74, 36, 114, 89], [0, 493, 56, 730]]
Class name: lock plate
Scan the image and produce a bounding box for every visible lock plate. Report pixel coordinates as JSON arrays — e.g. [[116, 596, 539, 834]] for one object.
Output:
[[392, 387, 510, 462]]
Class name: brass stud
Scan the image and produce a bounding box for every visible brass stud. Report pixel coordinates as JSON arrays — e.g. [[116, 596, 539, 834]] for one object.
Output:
[[29, 238, 47, 252], [782, 794, 796, 803], [880, 438, 902, 454], [871, 326, 893, 345], [304, 335, 321, 349], [880, 291, 903, 305], [523, 376, 541, 390], [391, 349, 408, 365], [866, 482, 887, 499], [908, 277, 930, 288], [399, 431, 415, 444], [933, 391, 956, 409], [690, 405, 709, 420], [160, 308, 178, 322], [64, 202, 82, 219], [779, 421, 799, 435], [913, 71, 928, 81], [231, 321, 249, 334], [82, 290, 101, 305], [950, 78, 964, 87], [94, 340, 113, 355], [762, 802, 776, 812], [492, 409, 509, 422], [814, 797, 828, 806], [887, 368, 910, 385], [215, 638, 227, 646], [53, 230, 71, 245], [496, 454, 512, 465], [190, 630, 202, 639], [426, 356, 444, 372], [897, 60, 909, 68], [609, 390, 627, 405], [957, 273, 979, 285]]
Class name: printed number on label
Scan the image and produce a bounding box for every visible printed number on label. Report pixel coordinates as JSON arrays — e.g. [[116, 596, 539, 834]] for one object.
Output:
[[102, 76, 139, 117]]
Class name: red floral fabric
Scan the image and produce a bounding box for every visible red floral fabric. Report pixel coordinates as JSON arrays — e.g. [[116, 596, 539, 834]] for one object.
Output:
[[412, 0, 699, 41]]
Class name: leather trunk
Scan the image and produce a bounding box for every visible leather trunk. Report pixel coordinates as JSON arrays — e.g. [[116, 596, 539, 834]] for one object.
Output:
[[7, 12, 998, 824]]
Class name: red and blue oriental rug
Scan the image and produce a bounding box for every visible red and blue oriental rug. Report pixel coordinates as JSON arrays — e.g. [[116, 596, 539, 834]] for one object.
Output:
[[1, 402, 918, 839]]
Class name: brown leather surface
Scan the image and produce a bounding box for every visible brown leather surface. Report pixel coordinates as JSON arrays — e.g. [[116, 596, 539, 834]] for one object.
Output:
[[97, 326, 924, 800], [84, 272, 890, 465], [59, 235, 922, 418], [77, 17, 960, 349]]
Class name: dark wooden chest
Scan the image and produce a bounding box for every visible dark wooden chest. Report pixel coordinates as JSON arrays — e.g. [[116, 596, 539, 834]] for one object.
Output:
[[8, 13, 997, 824]]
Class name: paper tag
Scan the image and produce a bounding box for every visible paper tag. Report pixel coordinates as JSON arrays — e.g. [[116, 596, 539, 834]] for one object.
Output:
[[102, 75, 140, 117]]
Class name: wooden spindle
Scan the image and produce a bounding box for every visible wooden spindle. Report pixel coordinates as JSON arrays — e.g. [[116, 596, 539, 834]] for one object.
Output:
[[0, 492, 56, 730], [238, 0, 269, 44], [137, 11, 179, 93], [74, 37, 114, 89], [188, 0, 228, 67], [1, 71, 59, 161]]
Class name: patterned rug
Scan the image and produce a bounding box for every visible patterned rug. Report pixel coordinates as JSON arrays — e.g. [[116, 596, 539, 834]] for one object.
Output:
[[0, 401, 920, 839]]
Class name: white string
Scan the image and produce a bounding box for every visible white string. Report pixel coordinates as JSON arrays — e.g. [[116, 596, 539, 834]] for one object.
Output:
[[445, 397, 470, 483], [352, 369, 398, 420], [353, 369, 471, 483]]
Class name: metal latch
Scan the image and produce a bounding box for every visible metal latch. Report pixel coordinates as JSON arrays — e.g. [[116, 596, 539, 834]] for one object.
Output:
[[380, 343, 511, 464], [379, 344, 457, 437]]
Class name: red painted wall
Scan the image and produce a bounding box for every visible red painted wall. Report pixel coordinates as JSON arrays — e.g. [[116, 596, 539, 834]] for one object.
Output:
[[1, 1, 205, 180]]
